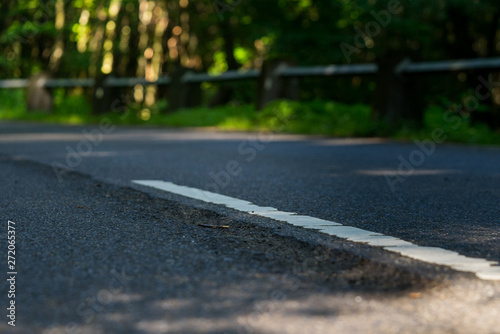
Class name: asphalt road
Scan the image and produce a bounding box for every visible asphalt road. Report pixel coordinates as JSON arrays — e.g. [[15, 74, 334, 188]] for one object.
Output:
[[1, 121, 499, 263], [0, 121, 499, 333]]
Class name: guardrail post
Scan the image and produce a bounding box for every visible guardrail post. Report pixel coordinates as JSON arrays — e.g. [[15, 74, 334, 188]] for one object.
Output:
[[92, 75, 111, 114], [400, 60, 425, 124], [257, 61, 291, 110], [167, 66, 201, 112], [27, 73, 53, 112], [470, 70, 500, 127], [372, 56, 425, 125], [184, 71, 202, 109], [92, 75, 126, 115], [283, 76, 300, 101], [372, 56, 406, 123], [167, 66, 187, 112]]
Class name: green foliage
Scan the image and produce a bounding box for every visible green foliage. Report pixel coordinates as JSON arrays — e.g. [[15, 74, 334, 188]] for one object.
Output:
[[0, 88, 89, 124], [155, 105, 255, 130], [421, 106, 500, 144], [53, 90, 91, 118], [144, 99, 374, 137], [1, 0, 500, 138], [393, 106, 500, 145], [258, 100, 375, 136], [0, 89, 26, 118], [2, 88, 499, 144]]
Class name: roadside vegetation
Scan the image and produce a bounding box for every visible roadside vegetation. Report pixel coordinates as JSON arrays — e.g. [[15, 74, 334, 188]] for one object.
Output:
[[1, 1, 500, 145], [1, 88, 499, 145]]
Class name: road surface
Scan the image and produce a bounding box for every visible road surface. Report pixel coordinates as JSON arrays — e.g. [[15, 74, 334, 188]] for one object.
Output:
[[0, 121, 499, 333]]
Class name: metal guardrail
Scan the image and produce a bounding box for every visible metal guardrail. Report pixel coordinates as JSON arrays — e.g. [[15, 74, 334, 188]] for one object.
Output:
[[105, 76, 171, 87], [401, 57, 500, 74], [0, 76, 171, 89], [43, 78, 95, 88], [1, 57, 500, 90], [182, 69, 259, 83], [0, 79, 29, 88], [280, 64, 378, 77]]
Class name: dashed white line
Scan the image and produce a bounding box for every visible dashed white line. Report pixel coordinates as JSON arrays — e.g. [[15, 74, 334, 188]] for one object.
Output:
[[132, 180, 500, 280]]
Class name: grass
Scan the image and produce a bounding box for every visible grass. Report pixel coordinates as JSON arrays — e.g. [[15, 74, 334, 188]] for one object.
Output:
[[1, 88, 500, 145], [0, 89, 91, 125], [394, 106, 500, 145]]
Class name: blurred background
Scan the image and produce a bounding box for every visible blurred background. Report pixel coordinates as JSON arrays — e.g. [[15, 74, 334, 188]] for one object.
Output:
[[1, 0, 500, 143]]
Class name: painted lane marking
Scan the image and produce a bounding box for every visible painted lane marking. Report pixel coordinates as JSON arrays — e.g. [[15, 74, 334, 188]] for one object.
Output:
[[132, 180, 500, 280]]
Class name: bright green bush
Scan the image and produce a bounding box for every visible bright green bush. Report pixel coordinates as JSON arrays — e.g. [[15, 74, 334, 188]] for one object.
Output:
[[422, 106, 500, 144], [1, 89, 499, 145], [53, 91, 91, 119], [0, 89, 26, 118], [257, 99, 375, 136], [157, 104, 255, 129]]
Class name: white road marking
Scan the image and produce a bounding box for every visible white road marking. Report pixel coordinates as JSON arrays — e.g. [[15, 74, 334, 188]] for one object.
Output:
[[132, 180, 500, 280]]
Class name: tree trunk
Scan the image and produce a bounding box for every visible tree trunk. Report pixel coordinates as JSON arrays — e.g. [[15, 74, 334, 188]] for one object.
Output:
[[209, 20, 239, 107]]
